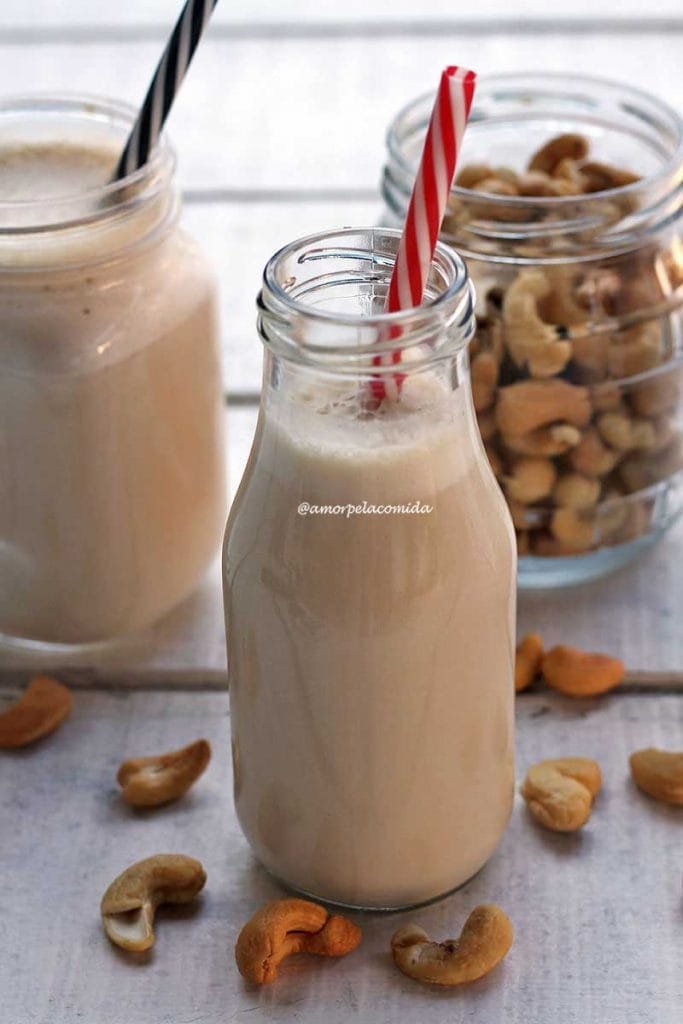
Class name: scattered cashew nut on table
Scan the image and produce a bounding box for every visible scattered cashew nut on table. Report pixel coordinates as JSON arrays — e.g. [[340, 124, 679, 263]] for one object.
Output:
[[101, 854, 207, 952], [515, 633, 545, 692], [235, 898, 362, 984], [391, 905, 513, 986], [0, 675, 72, 748], [117, 738, 212, 807], [629, 748, 683, 806], [521, 757, 602, 832], [541, 645, 625, 697]]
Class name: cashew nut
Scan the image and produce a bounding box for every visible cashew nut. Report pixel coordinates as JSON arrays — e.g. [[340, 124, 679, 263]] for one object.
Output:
[[550, 507, 596, 552], [517, 169, 580, 197], [521, 757, 602, 831], [575, 268, 622, 312], [235, 899, 362, 984], [619, 436, 683, 492], [0, 675, 72, 749], [502, 270, 572, 378], [591, 382, 623, 413], [530, 532, 577, 557], [552, 472, 601, 509], [597, 490, 631, 543], [541, 645, 625, 697], [580, 161, 640, 192], [117, 738, 211, 808], [390, 905, 513, 986], [515, 633, 544, 692], [469, 177, 528, 222], [475, 176, 518, 197], [484, 442, 504, 479], [471, 351, 499, 412], [528, 133, 589, 174], [496, 380, 591, 437], [507, 499, 533, 531], [539, 267, 592, 327], [516, 530, 531, 555], [569, 427, 621, 478], [455, 163, 494, 189], [597, 411, 657, 452], [630, 368, 682, 417], [477, 408, 498, 442], [550, 157, 587, 193], [101, 854, 206, 951], [607, 323, 662, 378], [503, 457, 556, 504], [502, 423, 582, 458], [629, 748, 683, 806]]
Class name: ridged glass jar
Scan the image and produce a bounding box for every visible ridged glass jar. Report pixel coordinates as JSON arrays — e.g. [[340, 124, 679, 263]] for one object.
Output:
[[382, 73, 683, 587], [0, 96, 226, 646]]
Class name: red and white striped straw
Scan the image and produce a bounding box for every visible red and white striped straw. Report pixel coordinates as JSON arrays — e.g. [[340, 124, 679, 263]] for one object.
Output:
[[372, 65, 477, 401]]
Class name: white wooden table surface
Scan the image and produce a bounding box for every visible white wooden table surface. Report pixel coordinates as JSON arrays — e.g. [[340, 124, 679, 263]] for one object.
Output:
[[0, 4, 682, 1023]]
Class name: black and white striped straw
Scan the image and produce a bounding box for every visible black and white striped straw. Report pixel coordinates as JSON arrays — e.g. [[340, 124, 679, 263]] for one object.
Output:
[[113, 0, 220, 180]]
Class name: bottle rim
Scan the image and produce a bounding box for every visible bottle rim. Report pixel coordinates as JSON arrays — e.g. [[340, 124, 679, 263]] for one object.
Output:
[[258, 226, 475, 365]]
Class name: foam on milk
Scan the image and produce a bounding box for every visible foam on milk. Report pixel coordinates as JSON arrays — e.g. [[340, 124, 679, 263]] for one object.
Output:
[[0, 142, 117, 200]]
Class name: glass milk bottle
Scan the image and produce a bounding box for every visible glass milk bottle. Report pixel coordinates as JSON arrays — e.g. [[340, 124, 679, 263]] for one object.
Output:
[[223, 227, 516, 910], [0, 96, 226, 647]]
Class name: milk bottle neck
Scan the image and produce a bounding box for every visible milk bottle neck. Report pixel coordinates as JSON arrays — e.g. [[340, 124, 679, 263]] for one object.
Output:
[[256, 227, 476, 409]]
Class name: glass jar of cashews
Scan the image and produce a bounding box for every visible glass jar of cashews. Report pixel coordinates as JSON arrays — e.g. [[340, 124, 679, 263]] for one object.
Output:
[[382, 73, 683, 586]]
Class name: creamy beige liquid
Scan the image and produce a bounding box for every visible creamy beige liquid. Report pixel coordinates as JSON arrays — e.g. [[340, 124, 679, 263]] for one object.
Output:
[[0, 143, 226, 643], [225, 376, 516, 908]]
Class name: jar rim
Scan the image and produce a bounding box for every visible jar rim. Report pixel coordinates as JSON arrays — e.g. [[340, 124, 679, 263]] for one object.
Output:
[[386, 71, 683, 208], [0, 93, 175, 234]]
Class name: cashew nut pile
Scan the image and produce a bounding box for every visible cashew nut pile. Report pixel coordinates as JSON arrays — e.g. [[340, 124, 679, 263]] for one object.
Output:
[[521, 757, 602, 832], [101, 854, 207, 951], [234, 898, 362, 984], [391, 905, 513, 986], [452, 133, 683, 557], [117, 738, 212, 807], [0, 675, 72, 748]]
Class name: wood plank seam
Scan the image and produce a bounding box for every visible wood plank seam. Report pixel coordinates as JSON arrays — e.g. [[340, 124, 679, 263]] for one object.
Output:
[[183, 187, 380, 204], [0, 20, 682, 45], [1, 675, 682, 693]]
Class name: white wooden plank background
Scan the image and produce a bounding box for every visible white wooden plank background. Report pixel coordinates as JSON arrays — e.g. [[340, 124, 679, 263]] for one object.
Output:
[[1, 688, 681, 1024], [2, 0, 682, 28], [1, 5, 682, 1024], [0, 35, 680, 193]]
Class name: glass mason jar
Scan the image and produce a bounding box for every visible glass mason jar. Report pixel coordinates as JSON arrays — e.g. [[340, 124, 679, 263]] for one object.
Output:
[[0, 96, 226, 646], [223, 227, 516, 910], [383, 73, 683, 587]]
